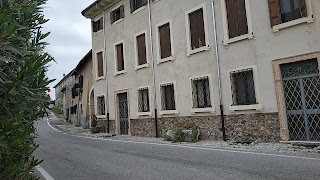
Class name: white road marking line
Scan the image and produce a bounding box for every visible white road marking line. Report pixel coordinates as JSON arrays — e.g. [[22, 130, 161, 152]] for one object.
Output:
[[36, 165, 54, 180], [45, 119, 320, 161], [46, 118, 61, 132]]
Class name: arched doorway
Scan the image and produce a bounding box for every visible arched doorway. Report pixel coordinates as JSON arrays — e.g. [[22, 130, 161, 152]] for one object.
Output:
[[88, 86, 95, 127]]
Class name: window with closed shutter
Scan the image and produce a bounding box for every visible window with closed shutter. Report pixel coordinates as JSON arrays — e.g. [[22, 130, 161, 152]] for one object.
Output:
[[97, 52, 103, 77], [92, 17, 103, 32], [130, 0, 147, 13], [116, 43, 124, 71], [110, 5, 124, 24], [225, 0, 248, 39], [136, 34, 147, 65], [268, 0, 307, 26], [189, 8, 206, 50], [159, 23, 172, 59]]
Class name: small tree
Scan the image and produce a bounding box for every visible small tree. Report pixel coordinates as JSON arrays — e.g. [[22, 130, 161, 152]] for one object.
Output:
[[0, 0, 53, 179]]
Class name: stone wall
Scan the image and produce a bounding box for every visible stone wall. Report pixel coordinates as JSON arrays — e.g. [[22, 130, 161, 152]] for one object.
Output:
[[130, 113, 280, 142], [97, 119, 116, 134]]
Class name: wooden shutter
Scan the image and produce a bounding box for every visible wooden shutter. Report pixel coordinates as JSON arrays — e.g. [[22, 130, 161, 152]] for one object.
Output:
[[226, 0, 238, 38], [120, 5, 125, 18], [268, 0, 281, 27], [137, 34, 147, 65], [130, 0, 134, 13], [299, 0, 307, 17], [116, 44, 124, 71], [189, 10, 199, 49], [97, 52, 103, 77], [159, 23, 172, 59], [196, 9, 206, 47], [236, 0, 248, 36], [92, 21, 97, 32], [99, 17, 103, 30], [110, 11, 114, 24]]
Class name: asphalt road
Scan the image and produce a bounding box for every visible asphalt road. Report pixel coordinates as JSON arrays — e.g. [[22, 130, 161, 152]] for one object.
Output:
[[34, 118, 320, 180]]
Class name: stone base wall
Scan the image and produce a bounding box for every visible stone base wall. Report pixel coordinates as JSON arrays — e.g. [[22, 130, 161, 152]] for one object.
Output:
[[130, 113, 280, 142], [97, 119, 116, 134]]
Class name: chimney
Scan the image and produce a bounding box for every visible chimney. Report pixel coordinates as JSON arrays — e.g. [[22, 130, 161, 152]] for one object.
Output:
[[63, 74, 65, 77]]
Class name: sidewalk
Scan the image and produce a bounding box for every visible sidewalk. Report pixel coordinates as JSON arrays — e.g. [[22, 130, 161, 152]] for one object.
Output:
[[47, 112, 320, 157]]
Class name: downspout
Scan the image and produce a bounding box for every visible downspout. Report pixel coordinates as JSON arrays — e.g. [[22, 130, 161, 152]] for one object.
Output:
[[210, 0, 226, 141], [102, 11, 110, 133], [147, 0, 159, 138]]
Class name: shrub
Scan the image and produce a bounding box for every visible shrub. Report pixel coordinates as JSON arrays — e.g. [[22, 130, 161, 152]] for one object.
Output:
[[0, 1, 53, 179]]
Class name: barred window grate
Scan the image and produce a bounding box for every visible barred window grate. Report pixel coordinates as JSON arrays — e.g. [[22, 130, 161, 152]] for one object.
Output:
[[192, 77, 211, 108], [138, 88, 150, 112], [230, 68, 257, 105], [97, 96, 105, 115], [160, 84, 176, 110]]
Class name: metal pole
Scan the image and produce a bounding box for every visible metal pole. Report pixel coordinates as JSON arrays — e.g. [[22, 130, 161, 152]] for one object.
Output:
[[102, 11, 110, 134], [147, 0, 158, 138], [211, 0, 226, 141]]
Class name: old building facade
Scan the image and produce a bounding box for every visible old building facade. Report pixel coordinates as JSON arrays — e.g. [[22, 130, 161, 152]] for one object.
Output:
[[82, 0, 320, 142], [70, 50, 94, 128]]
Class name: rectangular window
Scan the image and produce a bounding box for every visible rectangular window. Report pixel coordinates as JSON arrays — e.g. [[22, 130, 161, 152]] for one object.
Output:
[[230, 69, 256, 105], [130, 0, 147, 13], [158, 23, 172, 59], [188, 8, 206, 50], [116, 43, 125, 71], [160, 83, 176, 110], [97, 96, 105, 115], [138, 88, 150, 112], [97, 52, 104, 77], [268, 0, 307, 26], [92, 17, 103, 32], [191, 77, 211, 108], [110, 5, 124, 24], [136, 33, 147, 65], [225, 0, 248, 39]]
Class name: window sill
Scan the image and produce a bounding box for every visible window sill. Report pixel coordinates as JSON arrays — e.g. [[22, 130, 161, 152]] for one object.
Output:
[[137, 111, 152, 117], [112, 18, 123, 25], [272, 16, 314, 35], [191, 107, 215, 114], [157, 55, 175, 64], [131, 6, 146, 15], [114, 70, 126, 76], [135, 63, 149, 70], [223, 33, 254, 47], [97, 115, 106, 119], [229, 104, 262, 112], [93, 30, 103, 35], [159, 110, 179, 115], [95, 76, 105, 81], [187, 45, 210, 56]]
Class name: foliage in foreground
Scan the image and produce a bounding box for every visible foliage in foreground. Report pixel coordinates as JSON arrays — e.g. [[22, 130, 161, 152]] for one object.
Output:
[[163, 122, 199, 143], [0, 0, 53, 179]]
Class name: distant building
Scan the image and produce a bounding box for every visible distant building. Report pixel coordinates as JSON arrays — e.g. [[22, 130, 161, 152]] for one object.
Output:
[[80, 0, 320, 142], [70, 50, 93, 128], [53, 70, 75, 120]]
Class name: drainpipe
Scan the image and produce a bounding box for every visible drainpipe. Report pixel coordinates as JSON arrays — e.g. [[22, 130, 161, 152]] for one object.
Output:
[[147, 0, 159, 138], [102, 11, 110, 133], [210, 0, 226, 141]]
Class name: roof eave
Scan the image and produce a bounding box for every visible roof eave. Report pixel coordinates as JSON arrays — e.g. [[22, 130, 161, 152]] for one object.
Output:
[[81, 0, 115, 19]]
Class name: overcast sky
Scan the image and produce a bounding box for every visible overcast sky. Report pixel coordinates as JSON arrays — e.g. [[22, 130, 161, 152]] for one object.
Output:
[[43, 0, 95, 99]]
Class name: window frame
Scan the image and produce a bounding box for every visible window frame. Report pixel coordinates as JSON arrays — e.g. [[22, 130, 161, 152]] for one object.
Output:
[[228, 65, 262, 112], [185, 3, 210, 56], [95, 49, 105, 81], [114, 40, 127, 76], [190, 75, 215, 114], [137, 86, 152, 116], [159, 81, 179, 115], [134, 30, 150, 70], [110, 4, 124, 25], [92, 16, 104, 35], [96, 94, 106, 118], [130, 0, 147, 14], [270, 0, 313, 34], [220, 0, 254, 47], [155, 19, 175, 64]]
